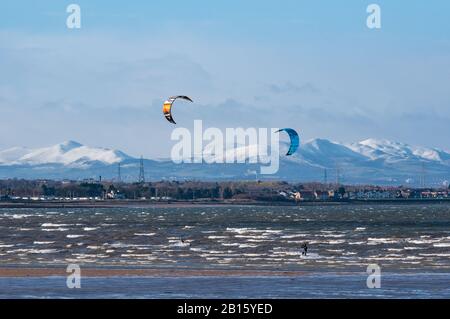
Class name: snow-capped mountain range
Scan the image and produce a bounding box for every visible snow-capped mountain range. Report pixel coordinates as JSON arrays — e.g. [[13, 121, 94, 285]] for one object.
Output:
[[0, 139, 449, 186], [0, 141, 131, 166]]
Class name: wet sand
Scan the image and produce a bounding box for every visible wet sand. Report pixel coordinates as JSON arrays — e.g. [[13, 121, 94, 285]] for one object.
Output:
[[2, 271, 449, 298], [0, 267, 309, 278]]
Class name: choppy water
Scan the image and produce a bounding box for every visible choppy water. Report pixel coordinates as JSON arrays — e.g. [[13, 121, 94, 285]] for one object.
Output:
[[1, 204, 450, 271]]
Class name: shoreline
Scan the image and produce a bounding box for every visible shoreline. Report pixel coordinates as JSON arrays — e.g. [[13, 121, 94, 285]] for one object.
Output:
[[0, 198, 449, 209], [1, 267, 447, 278], [0, 267, 312, 278], [2, 268, 448, 299]]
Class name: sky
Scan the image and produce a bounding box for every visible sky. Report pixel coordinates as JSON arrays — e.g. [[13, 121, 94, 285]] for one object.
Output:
[[0, 0, 449, 158]]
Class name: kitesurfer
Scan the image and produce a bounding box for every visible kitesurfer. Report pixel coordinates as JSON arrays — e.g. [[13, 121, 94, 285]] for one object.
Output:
[[301, 242, 308, 256]]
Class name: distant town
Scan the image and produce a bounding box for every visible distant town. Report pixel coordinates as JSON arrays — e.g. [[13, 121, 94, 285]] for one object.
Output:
[[0, 179, 449, 205]]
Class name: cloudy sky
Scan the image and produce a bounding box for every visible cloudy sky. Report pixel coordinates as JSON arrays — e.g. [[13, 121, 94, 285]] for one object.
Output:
[[0, 0, 449, 158]]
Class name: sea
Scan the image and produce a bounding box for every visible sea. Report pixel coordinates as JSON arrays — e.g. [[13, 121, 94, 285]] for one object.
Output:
[[0, 203, 449, 298]]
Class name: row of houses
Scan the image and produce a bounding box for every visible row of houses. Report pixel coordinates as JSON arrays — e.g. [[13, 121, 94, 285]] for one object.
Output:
[[278, 190, 337, 201], [281, 189, 450, 202]]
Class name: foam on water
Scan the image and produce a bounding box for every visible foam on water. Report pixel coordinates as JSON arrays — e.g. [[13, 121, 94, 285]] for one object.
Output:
[[238, 244, 258, 248], [433, 243, 450, 247], [41, 228, 69, 232], [41, 223, 71, 227], [10, 214, 34, 219]]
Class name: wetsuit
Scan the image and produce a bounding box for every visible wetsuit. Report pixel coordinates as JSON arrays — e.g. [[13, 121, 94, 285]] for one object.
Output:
[[301, 243, 308, 256]]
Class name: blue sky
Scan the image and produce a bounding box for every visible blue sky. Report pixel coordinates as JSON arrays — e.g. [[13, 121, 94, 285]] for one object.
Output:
[[0, 1, 449, 157]]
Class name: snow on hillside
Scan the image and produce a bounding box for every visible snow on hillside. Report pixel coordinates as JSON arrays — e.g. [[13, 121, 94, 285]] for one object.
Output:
[[299, 138, 368, 165], [1, 141, 132, 166], [348, 138, 450, 163], [0, 146, 30, 164], [0, 138, 448, 184]]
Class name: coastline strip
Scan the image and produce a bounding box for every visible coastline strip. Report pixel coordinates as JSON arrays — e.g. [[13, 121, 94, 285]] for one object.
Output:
[[0, 267, 310, 278]]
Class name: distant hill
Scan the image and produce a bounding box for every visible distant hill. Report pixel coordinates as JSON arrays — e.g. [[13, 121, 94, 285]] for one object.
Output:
[[0, 139, 449, 186]]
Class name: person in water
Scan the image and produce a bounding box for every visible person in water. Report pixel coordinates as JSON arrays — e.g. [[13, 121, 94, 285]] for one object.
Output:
[[301, 242, 308, 256], [179, 237, 190, 246]]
